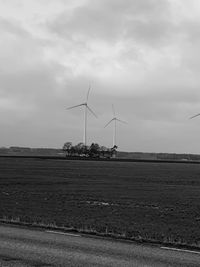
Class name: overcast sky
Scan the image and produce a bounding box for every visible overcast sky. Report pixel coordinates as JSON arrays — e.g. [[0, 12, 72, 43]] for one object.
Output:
[[1, 0, 200, 153]]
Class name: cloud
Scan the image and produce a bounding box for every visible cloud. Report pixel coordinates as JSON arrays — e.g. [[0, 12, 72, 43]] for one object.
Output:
[[49, 0, 172, 45], [1, 1, 200, 152], [45, 0, 182, 89]]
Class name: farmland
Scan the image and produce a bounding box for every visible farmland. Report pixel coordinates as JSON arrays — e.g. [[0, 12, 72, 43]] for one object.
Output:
[[0, 157, 200, 247]]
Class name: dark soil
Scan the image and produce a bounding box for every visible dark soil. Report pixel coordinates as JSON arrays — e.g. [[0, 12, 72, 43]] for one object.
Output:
[[0, 157, 200, 246]]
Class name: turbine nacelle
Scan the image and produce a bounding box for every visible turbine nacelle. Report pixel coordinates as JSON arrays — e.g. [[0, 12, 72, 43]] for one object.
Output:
[[66, 102, 97, 118]]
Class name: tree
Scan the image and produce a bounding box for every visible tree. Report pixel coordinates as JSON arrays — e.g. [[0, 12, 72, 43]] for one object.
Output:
[[63, 142, 72, 155], [100, 146, 107, 157], [62, 142, 117, 158], [111, 145, 118, 158], [74, 142, 85, 155], [89, 143, 100, 157]]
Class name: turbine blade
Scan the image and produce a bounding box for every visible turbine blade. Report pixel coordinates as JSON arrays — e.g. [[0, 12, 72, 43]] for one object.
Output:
[[189, 113, 200, 120], [116, 118, 128, 124], [86, 85, 91, 102], [66, 103, 85, 110], [87, 105, 98, 118], [104, 118, 114, 128], [112, 104, 116, 117]]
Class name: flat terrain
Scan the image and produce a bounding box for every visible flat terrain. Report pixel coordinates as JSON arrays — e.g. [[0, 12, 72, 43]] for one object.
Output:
[[0, 157, 200, 246], [0, 225, 199, 266]]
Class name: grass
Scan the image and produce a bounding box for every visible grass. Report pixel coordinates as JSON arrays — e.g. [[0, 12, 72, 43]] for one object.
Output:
[[0, 157, 200, 247]]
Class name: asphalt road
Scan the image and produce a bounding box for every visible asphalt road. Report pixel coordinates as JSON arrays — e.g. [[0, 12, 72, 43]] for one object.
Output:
[[0, 225, 199, 266]]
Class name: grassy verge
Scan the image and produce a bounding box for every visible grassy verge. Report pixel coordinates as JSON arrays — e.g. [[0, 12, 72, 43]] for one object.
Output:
[[1, 216, 200, 252]]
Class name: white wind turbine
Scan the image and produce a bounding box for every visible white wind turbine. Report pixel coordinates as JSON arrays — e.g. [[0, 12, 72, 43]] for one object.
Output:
[[104, 105, 127, 148], [66, 86, 97, 146]]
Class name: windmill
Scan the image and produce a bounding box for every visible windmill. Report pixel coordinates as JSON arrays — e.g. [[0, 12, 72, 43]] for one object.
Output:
[[66, 86, 97, 146], [104, 104, 127, 148]]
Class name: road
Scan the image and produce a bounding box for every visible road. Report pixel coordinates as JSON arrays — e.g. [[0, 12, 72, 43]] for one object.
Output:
[[0, 225, 199, 266]]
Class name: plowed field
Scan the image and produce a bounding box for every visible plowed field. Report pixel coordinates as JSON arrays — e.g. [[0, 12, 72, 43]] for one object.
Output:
[[0, 157, 200, 246]]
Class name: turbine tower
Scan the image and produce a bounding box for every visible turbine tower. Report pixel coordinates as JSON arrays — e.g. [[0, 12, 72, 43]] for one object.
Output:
[[67, 86, 97, 146], [104, 105, 127, 148]]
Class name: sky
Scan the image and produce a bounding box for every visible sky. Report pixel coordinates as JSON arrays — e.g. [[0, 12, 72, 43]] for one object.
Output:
[[1, 0, 200, 153]]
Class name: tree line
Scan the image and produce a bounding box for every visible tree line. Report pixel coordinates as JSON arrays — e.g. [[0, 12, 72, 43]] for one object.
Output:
[[63, 142, 117, 158]]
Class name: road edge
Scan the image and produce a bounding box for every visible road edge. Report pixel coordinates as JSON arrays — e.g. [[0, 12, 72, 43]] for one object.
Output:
[[0, 219, 200, 253]]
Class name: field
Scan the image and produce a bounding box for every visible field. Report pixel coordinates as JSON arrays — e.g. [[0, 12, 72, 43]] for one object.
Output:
[[0, 157, 200, 246]]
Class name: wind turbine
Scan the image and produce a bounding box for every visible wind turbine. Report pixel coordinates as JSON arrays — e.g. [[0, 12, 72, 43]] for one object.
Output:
[[104, 105, 127, 148], [66, 86, 97, 146]]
